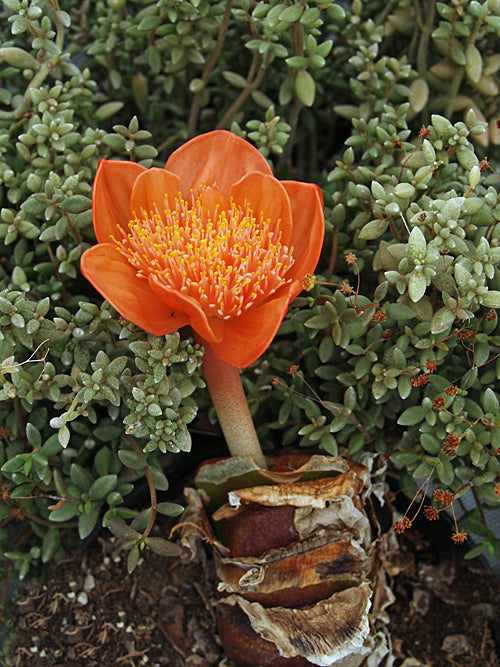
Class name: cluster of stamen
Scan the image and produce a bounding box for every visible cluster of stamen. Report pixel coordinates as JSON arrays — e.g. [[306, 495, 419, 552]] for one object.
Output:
[[113, 187, 294, 319]]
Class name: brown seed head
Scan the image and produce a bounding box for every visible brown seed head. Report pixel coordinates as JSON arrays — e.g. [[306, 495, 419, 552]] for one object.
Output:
[[394, 516, 412, 534], [457, 329, 476, 340], [410, 373, 430, 387], [339, 281, 354, 295], [11, 507, 24, 520], [451, 530, 467, 544], [372, 309, 387, 322], [443, 432, 460, 456], [433, 397, 446, 410], [426, 359, 437, 373], [345, 252, 357, 265], [424, 506, 439, 521], [433, 489, 453, 505]]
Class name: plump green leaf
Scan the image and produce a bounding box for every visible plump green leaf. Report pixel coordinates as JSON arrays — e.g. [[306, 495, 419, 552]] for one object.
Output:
[[155, 501, 184, 516], [104, 517, 142, 540], [397, 405, 426, 425], [88, 475, 117, 500], [78, 504, 101, 539], [145, 537, 181, 557]]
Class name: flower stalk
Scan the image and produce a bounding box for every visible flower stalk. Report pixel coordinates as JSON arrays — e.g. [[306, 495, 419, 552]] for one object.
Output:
[[199, 341, 267, 469]]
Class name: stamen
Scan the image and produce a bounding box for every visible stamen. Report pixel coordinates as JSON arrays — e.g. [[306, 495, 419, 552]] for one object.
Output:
[[113, 187, 294, 319]]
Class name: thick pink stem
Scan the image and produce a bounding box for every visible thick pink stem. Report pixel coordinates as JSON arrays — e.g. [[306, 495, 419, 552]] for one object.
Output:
[[199, 341, 267, 469]]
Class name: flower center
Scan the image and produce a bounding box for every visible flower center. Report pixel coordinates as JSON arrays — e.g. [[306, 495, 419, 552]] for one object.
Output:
[[113, 188, 294, 319]]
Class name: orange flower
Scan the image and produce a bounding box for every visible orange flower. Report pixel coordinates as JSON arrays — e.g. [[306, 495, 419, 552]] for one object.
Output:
[[81, 131, 324, 368]]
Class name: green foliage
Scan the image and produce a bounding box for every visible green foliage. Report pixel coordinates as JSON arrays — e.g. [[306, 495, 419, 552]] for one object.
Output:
[[0, 0, 499, 588], [0, 0, 207, 580]]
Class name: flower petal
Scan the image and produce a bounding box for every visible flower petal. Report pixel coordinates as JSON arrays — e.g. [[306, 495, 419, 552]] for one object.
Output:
[[282, 181, 324, 281], [92, 160, 147, 243], [207, 290, 294, 368], [149, 275, 225, 344], [130, 167, 181, 217], [230, 172, 293, 245], [165, 130, 273, 199], [81, 245, 189, 335], [199, 185, 227, 219]]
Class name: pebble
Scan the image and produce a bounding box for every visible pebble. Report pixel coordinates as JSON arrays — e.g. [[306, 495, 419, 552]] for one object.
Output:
[[441, 634, 471, 655], [411, 588, 431, 616], [83, 573, 95, 591], [77, 591, 88, 605], [468, 602, 496, 621]]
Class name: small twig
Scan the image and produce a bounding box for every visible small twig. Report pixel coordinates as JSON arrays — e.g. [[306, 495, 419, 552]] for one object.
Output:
[[124, 435, 157, 540], [216, 52, 270, 130], [326, 228, 338, 280]]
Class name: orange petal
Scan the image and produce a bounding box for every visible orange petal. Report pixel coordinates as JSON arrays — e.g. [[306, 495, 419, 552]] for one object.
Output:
[[230, 173, 293, 245], [207, 290, 293, 368], [130, 168, 181, 217], [149, 275, 225, 344], [80, 245, 189, 335], [165, 130, 273, 199], [92, 160, 146, 243], [283, 181, 324, 281], [199, 185, 227, 219]]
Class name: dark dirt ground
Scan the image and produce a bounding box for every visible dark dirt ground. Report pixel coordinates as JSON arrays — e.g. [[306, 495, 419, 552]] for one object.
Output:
[[4, 505, 500, 667]]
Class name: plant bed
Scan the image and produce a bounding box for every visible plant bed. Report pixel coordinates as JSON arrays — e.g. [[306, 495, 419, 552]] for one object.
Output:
[[3, 510, 499, 667]]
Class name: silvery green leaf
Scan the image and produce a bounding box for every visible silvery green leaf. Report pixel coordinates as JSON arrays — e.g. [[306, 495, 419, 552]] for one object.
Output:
[[462, 197, 484, 215], [431, 114, 453, 138], [408, 273, 427, 302], [409, 226, 427, 261], [371, 181, 385, 200], [469, 165, 480, 188], [422, 139, 436, 164], [441, 197, 464, 221], [479, 291, 500, 309], [454, 263, 472, 291], [409, 78, 428, 113], [431, 306, 455, 334], [359, 219, 389, 240], [414, 165, 434, 188], [58, 425, 70, 448], [394, 183, 415, 199]]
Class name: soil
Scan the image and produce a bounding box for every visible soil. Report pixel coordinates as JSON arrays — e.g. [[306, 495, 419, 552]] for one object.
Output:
[[3, 500, 500, 666]]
